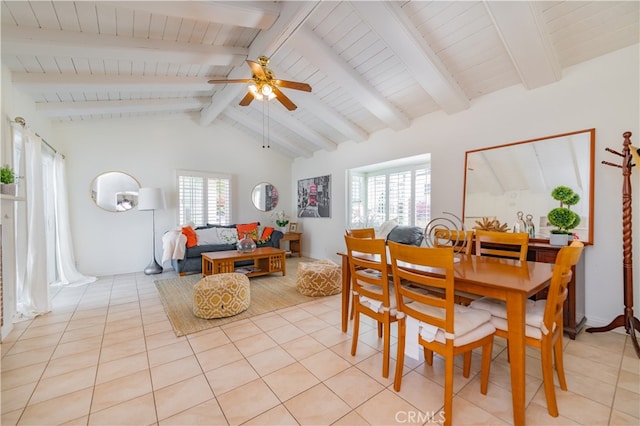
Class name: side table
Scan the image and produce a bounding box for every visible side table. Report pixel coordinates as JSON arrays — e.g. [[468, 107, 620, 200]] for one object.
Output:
[[280, 232, 302, 257]]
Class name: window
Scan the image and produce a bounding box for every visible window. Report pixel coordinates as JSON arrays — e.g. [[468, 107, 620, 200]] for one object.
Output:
[[177, 170, 232, 226], [347, 155, 431, 228]]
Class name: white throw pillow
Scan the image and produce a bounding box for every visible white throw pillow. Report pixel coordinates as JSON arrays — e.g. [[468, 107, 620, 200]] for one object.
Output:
[[217, 227, 238, 244], [376, 219, 399, 239], [195, 227, 220, 245]]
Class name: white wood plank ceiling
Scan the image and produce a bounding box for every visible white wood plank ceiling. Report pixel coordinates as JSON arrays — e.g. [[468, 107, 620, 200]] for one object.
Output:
[[2, 1, 638, 158]]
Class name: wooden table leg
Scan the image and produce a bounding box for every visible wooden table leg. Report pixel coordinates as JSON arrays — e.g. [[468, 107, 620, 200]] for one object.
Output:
[[341, 255, 351, 333], [506, 291, 527, 425]]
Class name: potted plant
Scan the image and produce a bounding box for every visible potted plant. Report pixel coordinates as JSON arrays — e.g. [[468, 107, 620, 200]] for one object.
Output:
[[273, 210, 289, 233], [0, 164, 16, 196], [547, 185, 581, 245]]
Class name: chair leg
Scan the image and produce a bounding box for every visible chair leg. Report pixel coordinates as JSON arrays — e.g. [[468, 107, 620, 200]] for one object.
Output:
[[350, 296, 355, 320], [443, 355, 454, 426], [554, 334, 568, 391], [462, 352, 472, 378], [378, 321, 383, 338], [382, 317, 391, 378], [480, 338, 493, 395], [424, 348, 434, 366], [541, 338, 559, 417], [394, 317, 406, 392], [351, 308, 360, 356]]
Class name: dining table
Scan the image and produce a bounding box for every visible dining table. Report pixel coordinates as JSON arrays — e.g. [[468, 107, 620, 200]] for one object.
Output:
[[337, 251, 556, 426]]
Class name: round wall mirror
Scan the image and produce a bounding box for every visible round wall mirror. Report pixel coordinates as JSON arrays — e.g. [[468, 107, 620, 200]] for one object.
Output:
[[90, 171, 140, 212], [251, 182, 279, 212]]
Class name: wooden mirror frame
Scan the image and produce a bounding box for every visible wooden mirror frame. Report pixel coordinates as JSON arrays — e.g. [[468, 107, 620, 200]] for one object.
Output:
[[462, 129, 595, 244]]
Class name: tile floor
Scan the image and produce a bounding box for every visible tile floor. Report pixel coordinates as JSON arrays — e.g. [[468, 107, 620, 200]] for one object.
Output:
[[1, 262, 638, 425]]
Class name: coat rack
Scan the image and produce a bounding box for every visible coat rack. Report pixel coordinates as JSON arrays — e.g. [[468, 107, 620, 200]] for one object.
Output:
[[586, 131, 640, 358]]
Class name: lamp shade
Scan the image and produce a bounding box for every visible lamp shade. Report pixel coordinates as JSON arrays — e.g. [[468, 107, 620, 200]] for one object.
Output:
[[138, 187, 166, 211]]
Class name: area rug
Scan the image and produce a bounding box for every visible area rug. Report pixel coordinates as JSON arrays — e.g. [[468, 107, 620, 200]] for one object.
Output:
[[155, 259, 315, 337]]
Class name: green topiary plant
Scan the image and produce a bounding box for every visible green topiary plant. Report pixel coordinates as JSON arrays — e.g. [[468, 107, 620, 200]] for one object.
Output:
[[547, 185, 581, 234], [0, 164, 15, 184]]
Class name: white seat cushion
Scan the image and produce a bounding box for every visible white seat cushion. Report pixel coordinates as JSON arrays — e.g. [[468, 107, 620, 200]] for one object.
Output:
[[469, 296, 548, 339]]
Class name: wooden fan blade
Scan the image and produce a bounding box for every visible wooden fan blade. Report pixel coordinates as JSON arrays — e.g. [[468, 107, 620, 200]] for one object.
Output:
[[239, 91, 254, 106], [208, 78, 252, 84], [275, 79, 312, 92], [272, 86, 297, 111], [246, 60, 266, 80]]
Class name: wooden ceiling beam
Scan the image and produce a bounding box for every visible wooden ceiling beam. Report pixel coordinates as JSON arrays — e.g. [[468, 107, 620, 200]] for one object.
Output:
[[2, 26, 247, 66], [35, 98, 210, 117]]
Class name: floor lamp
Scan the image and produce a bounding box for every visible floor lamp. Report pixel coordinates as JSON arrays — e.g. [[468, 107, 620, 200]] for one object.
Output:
[[138, 187, 166, 275]]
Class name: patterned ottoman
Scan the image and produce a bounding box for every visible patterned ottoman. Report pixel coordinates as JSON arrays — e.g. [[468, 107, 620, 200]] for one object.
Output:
[[296, 259, 341, 297], [192, 273, 250, 319]]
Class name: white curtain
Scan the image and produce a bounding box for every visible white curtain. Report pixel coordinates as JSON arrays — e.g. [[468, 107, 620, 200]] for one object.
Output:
[[51, 154, 96, 287], [17, 129, 49, 317]]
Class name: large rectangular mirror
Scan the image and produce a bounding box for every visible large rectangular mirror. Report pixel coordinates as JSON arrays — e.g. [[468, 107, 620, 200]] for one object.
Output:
[[463, 129, 595, 244]]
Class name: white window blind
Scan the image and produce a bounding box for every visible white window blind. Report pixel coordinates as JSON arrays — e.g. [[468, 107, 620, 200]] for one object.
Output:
[[177, 171, 231, 226], [348, 159, 430, 228]]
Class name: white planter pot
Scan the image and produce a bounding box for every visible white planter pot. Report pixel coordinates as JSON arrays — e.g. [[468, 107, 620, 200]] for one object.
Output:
[[549, 233, 569, 246], [276, 226, 289, 234], [0, 183, 16, 196]]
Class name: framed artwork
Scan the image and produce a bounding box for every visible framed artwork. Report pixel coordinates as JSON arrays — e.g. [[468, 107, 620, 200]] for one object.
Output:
[[289, 222, 298, 232], [297, 174, 331, 218]]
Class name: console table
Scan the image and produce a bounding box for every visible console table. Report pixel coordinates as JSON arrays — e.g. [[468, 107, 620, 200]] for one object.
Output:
[[280, 232, 302, 257]]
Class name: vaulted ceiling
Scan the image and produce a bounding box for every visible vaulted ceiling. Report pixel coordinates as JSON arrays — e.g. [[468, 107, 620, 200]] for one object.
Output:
[[2, 1, 638, 158]]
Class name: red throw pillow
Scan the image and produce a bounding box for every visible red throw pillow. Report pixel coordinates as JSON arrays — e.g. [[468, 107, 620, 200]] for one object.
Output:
[[261, 226, 274, 241], [236, 222, 259, 241], [182, 226, 197, 248]]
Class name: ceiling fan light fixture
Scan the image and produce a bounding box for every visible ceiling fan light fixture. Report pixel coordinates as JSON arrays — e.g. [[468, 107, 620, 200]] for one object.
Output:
[[248, 83, 263, 101]]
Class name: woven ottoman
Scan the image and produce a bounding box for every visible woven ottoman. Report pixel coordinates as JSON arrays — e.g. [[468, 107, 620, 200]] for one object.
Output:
[[193, 273, 250, 319], [296, 259, 341, 296]]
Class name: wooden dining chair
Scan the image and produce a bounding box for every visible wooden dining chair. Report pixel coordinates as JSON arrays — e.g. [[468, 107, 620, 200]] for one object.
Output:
[[388, 241, 495, 426], [469, 241, 584, 417], [475, 229, 529, 261], [346, 227, 376, 321], [345, 227, 376, 239], [344, 235, 397, 378], [433, 228, 474, 255]]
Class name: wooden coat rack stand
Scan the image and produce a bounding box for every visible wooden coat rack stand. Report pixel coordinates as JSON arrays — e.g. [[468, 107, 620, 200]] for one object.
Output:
[[586, 131, 640, 358]]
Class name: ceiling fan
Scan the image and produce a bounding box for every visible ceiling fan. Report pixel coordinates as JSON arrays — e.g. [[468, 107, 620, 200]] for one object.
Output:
[[208, 56, 311, 111]]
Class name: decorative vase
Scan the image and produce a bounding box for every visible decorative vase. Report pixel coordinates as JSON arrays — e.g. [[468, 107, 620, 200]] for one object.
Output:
[[237, 233, 257, 253], [549, 233, 569, 246]]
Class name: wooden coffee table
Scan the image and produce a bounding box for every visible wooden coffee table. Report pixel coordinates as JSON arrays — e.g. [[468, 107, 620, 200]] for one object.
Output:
[[201, 247, 286, 278]]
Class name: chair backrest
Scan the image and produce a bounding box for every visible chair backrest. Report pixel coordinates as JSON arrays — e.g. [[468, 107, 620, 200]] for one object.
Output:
[[543, 241, 584, 335], [474, 230, 529, 261], [344, 235, 391, 305], [388, 241, 456, 337], [433, 229, 474, 255], [346, 228, 376, 239]]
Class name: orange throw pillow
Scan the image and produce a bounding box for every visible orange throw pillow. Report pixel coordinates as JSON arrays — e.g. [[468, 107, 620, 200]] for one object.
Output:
[[182, 226, 198, 248], [236, 222, 259, 241], [261, 226, 274, 241]]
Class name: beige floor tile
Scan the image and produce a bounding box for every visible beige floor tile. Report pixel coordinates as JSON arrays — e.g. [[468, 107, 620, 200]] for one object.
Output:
[[612, 387, 640, 419], [154, 372, 215, 421], [609, 409, 640, 425], [95, 352, 149, 385], [98, 338, 147, 364], [91, 369, 152, 413], [150, 355, 203, 390], [266, 323, 306, 344], [309, 325, 351, 347], [42, 348, 101, 379], [276, 306, 313, 323], [354, 388, 421, 426], [393, 370, 446, 414], [217, 379, 280, 425], [246, 346, 296, 376], [19, 322, 67, 340], [234, 331, 278, 357], [206, 358, 260, 396], [186, 328, 230, 353], [617, 370, 640, 394], [30, 365, 97, 404], [143, 318, 173, 335], [531, 385, 611, 425], [252, 312, 290, 331], [222, 321, 264, 342], [146, 339, 193, 367], [88, 393, 157, 425], [457, 374, 515, 424], [300, 348, 352, 380], [525, 402, 580, 425], [285, 383, 351, 425], [1, 381, 38, 414], [52, 335, 103, 359], [58, 324, 105, 344], [1, 346, 54, 371], [621, 352, 640, 374], [331, 338, 379, 365], [560, 351, 620, 385], [158, 398, 227, 426], [18, 387, 93, 425], [280, 334, 326, 360], [195, 342, 244, 372], [262, 362, 320, 401], [564, 339, 624, 368], [4, 334, 60, 356], [243, 404, 299, 425], [1, 362, 48, 390], [324, 366, 385, 408], [447, 397, 510, 425], [332, 410, 370, 426], [291, 315, 331, 334], [1, 407, 22, 426], [101, 325, 144, 346], [563, 368, 616, 406], [355, 351, 397, 386]]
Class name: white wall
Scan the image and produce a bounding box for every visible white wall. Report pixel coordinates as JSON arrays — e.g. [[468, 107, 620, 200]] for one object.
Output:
[[292, 45, 640, 329], [53, 116, 293, 276]]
